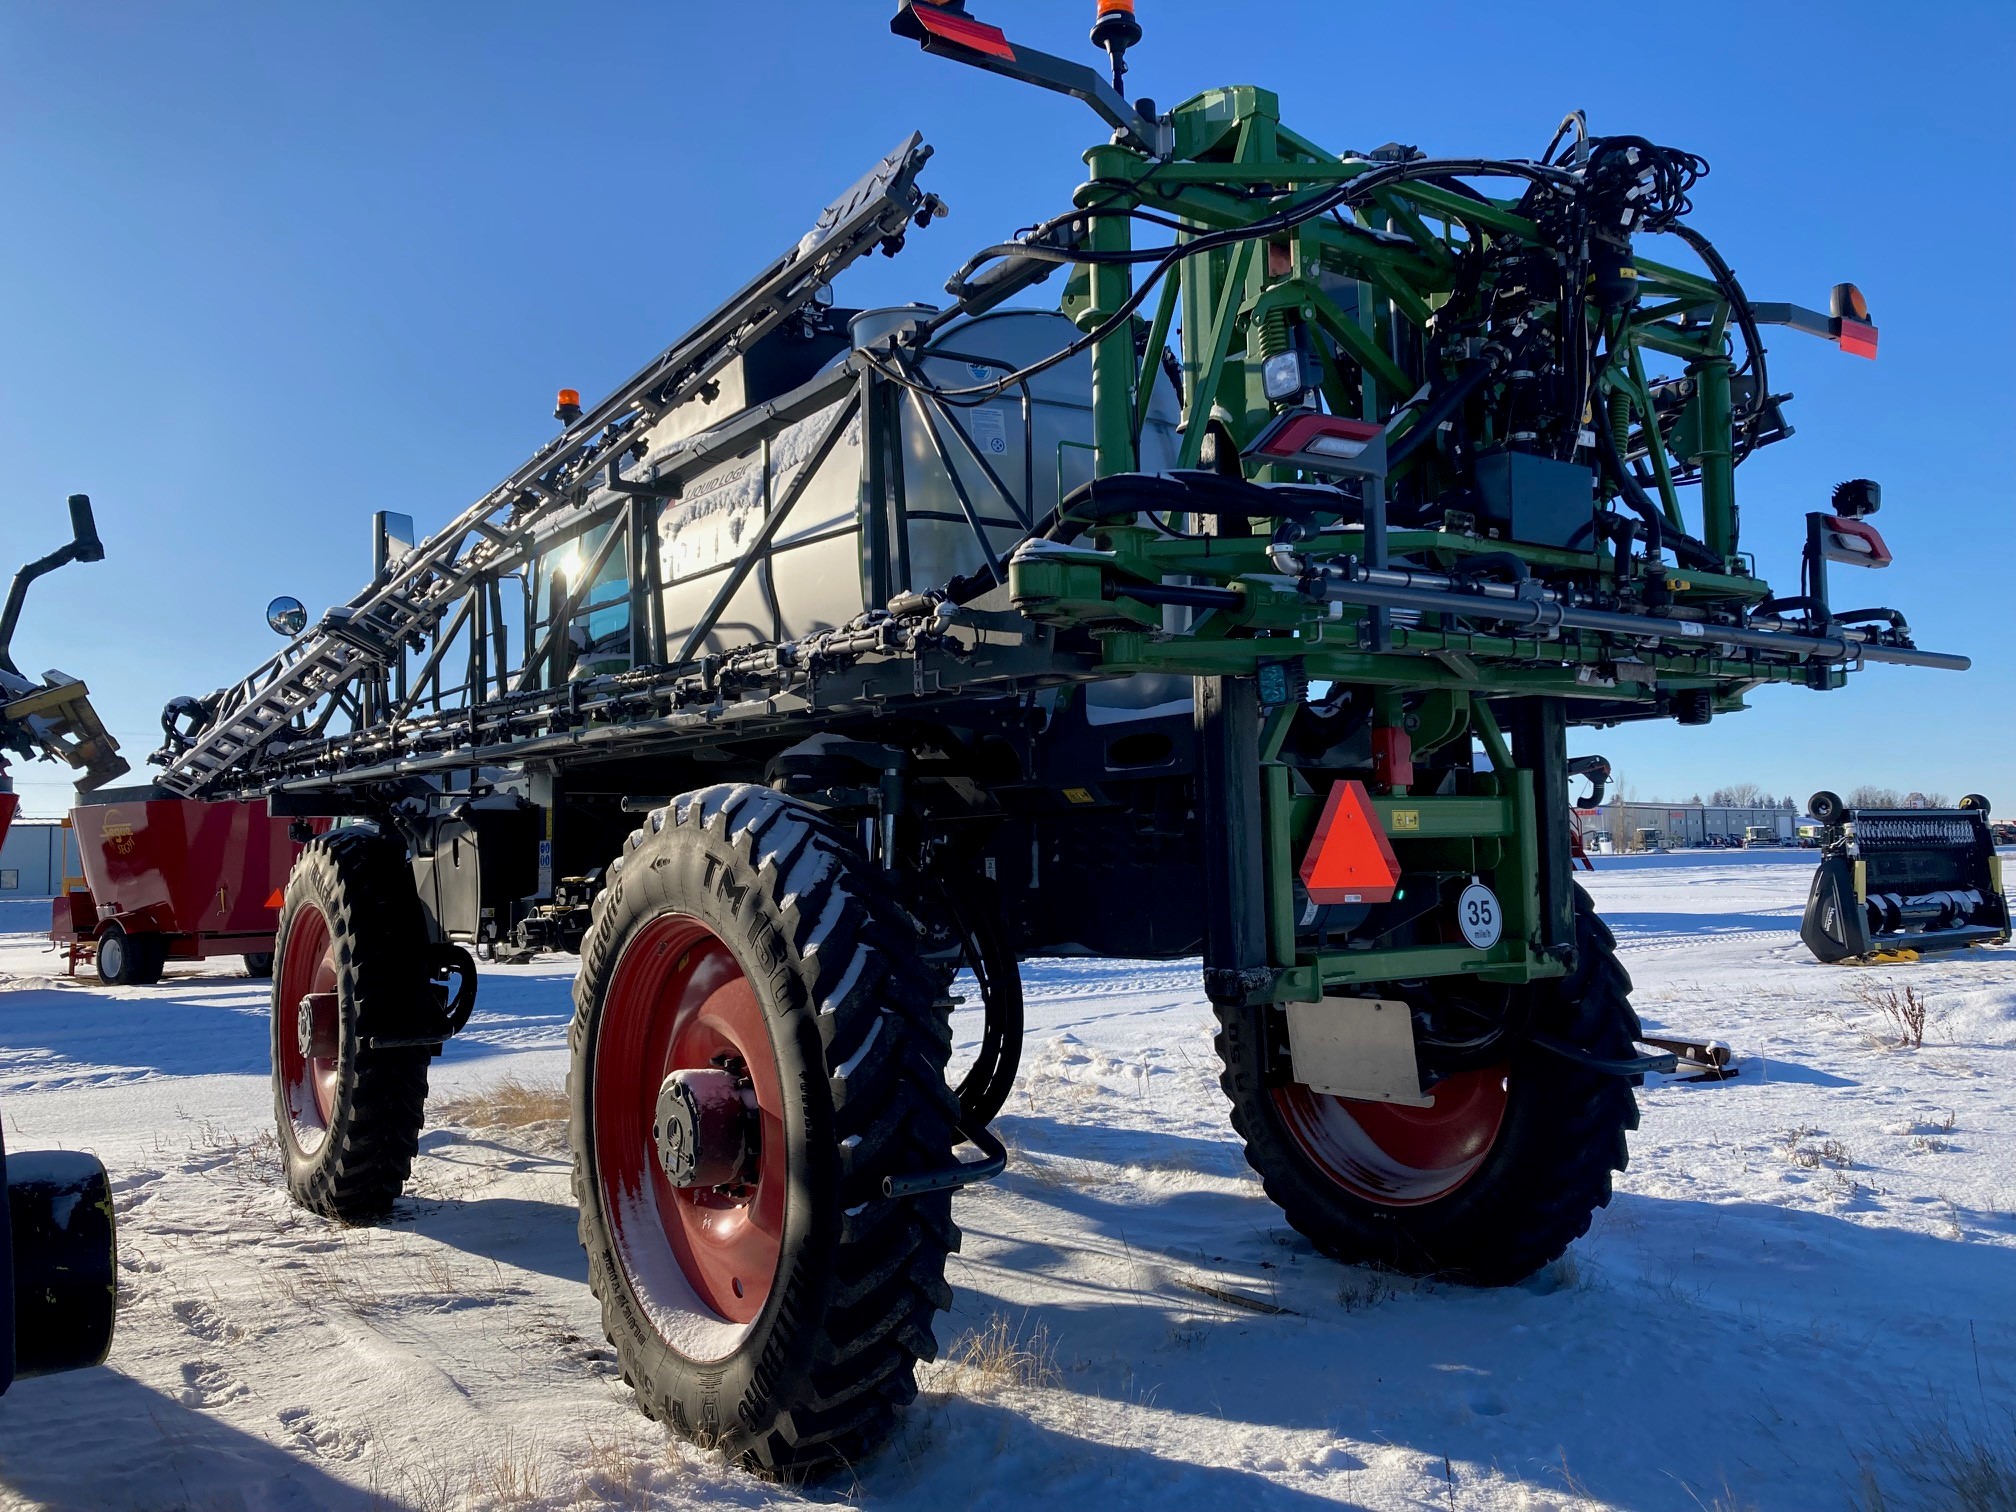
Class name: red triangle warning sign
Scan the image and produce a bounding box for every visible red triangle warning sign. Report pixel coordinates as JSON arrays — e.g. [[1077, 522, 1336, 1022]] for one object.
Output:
[[265, 888, 286, 909], [1300, 780, 1401, 905]]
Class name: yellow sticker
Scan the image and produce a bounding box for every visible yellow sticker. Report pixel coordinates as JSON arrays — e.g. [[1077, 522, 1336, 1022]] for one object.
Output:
[[1062, 787, 1096, 805], [1390, 809, 1421, 831]]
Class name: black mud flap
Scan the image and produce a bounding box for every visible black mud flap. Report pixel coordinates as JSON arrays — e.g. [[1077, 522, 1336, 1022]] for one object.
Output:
[[1802, 854, 1870, 963]]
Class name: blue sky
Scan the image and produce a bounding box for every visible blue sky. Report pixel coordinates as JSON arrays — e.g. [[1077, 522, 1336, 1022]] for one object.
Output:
[[3, 2, 2010, 817]]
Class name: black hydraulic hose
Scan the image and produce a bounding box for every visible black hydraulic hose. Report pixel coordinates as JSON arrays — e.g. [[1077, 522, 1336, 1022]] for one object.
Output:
[[887, 156, 1582, 408], [1386, 358, 1496, 470], [1591, 409, 1720, 571], [1530, 1033, 1677, 1078], [1754, 595, 1824, 619], [1446, 551, 1530, 586], [1044, 472, 1346, 543]]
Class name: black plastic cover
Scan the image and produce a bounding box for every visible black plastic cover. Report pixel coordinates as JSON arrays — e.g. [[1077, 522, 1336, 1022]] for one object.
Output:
[[1473, 452, 1598, 552]]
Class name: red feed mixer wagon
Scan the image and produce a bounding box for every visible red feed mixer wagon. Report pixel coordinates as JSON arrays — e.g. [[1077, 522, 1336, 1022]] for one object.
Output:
[[52, 792, 319, 984]]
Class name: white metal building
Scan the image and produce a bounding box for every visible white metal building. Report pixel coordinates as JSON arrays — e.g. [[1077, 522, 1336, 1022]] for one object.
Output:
[[1573, 802, 1797, 851], [0, 817, 68, 897]]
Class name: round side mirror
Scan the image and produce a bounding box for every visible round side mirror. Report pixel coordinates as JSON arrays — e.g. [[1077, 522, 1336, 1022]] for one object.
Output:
[[266, 596, 307, 637]]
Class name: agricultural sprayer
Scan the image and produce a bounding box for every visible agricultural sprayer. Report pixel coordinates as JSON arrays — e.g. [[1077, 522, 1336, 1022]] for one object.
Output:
[[132, 4, 1970, 1474]]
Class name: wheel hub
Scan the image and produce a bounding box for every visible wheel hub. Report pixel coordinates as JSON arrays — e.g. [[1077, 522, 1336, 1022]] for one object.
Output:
[[296, 992, 338, 1061], [653, 1067, 755, 1189]]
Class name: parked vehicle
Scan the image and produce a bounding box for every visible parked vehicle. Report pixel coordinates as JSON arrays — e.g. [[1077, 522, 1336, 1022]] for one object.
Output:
[[52, 792, 318, 983], [139, 6, 1968, 1474]]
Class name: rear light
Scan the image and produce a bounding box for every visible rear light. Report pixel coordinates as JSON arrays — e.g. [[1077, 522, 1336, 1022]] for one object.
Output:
[[894, 2, 1017, 60], [1830, 282, 1878, 360], [1247, 408, 1389, 480], [1836, 319, 1879, 360], [1818, 514, 1892, 568], [1307, 432, 1369, 460]]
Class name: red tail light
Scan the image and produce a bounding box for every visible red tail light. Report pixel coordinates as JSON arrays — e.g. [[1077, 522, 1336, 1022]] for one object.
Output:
[[1248, 409, 1390, 480]]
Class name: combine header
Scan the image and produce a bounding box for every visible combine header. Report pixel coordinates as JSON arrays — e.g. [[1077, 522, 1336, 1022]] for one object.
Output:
[[1801, 790, 2009, 962], [147, 3, 1966, 1474]]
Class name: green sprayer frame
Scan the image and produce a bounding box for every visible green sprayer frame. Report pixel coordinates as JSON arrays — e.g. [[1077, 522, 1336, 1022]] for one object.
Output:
[[152, 4, 1965, 1014]]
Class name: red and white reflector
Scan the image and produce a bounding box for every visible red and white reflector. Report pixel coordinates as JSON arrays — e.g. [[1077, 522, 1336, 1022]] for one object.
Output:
[[1830, 282, 1878, 360], [1300, 780, 1402, 905], [1247, 408, 1389, 480], [1836, 318, 1879, 360], [1818, 514, 1892, 568], [893, 2, 1017, 59]]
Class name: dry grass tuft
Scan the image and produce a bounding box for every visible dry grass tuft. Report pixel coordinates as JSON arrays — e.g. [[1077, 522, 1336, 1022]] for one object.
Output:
[[434, 1076, 570, 1131], [1854, 1409, 2016, 1511], [477, 1433, 550, 1509], [184, 1121, 283, 1191], [433, 1077, 572, 1156], [367, 1430, 562, 1512], [566, 1429, 683, 1509], [937, 1311, 1062, 1394], [1856, 981, 1938, 1050], [1337, 1270, 1403, 1313], [1782, 1126, 1854, 1171]]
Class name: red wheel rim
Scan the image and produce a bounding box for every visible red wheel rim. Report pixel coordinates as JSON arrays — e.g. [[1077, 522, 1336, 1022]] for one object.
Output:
[[593, 914, 785, 1358], [1273, 1065, 1511, 1206], [276, 902, 339, 1149]]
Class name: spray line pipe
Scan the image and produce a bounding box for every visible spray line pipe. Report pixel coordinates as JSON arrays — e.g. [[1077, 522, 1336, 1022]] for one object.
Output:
[[1286, 560, 1969, 672]]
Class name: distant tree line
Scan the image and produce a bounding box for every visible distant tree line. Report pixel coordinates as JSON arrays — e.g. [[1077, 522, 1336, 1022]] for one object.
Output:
[[1845, 786, 1949, 810], [1613, 783, 1950, 812]]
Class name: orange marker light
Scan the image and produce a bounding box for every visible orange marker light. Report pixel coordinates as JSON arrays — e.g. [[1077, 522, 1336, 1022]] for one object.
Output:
[[557, 389, 580, 409]]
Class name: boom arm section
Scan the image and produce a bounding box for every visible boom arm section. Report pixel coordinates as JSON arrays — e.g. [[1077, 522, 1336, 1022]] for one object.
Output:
[[152, 136, 940, 796]]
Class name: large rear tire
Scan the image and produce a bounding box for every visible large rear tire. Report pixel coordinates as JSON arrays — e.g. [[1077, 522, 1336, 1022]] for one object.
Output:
[[272, 829, 435, 1222], [570, 785, 959, 1478], [1215, 888, 1640, 1285]]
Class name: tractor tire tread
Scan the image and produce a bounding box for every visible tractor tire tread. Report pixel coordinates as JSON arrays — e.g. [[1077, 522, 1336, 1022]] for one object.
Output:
[[275, 828, 433, 1224], [570, 783, 956, 1480]]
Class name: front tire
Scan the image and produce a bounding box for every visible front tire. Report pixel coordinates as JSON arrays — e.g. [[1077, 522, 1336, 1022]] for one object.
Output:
[[1215, 888, 1640, 1285], [271, 830, 434, 1222], [570, 785, 959, 1478]]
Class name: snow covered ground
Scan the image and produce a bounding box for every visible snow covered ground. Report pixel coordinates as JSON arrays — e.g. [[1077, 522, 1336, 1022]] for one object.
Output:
[[1, 853, 2012, 1511]]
